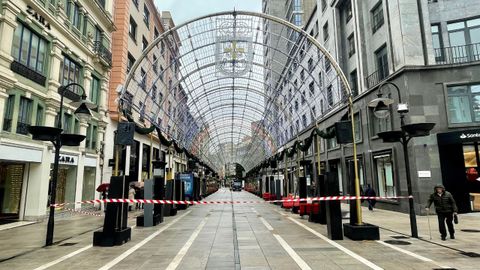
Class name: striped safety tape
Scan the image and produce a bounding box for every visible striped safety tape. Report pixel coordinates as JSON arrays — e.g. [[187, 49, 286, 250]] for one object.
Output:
[[51, 195, 413, 208]]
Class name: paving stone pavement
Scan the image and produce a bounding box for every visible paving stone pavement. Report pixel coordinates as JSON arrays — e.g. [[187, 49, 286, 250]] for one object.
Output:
[[0, 189, 479, 269]]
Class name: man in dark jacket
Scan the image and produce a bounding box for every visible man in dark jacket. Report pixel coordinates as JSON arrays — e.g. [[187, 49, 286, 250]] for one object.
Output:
[[425, 184, 458, 241]]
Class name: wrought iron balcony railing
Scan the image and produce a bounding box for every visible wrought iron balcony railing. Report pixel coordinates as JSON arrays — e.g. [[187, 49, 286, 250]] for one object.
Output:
[[434, 43, 480, 65], [93, 41, 112, 66], [366, 64, 389, 89]]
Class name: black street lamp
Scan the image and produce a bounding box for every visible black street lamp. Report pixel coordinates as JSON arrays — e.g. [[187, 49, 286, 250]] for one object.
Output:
[[368, 81, 435, 238], [29, 83, 95, 246]]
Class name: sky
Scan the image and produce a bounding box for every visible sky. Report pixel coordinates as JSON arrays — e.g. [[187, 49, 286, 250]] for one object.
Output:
[[154, 0, 262, 24]]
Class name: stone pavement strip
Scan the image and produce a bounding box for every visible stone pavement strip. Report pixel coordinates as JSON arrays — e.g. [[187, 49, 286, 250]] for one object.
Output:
[[0, 189, 478, 270]]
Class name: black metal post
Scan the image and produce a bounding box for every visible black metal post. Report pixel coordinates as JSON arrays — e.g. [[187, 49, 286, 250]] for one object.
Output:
[[46, 87, 65, 246], [400, 115, 419, 238]]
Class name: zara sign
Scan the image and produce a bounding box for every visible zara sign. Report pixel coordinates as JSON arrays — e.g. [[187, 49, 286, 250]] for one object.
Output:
[[26, 5, 51, 30], [51, 154, 78, 166]]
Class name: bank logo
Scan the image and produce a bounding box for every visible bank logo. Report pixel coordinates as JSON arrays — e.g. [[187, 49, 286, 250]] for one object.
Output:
[[460, 133, 480, 140], [460, 133, 467, 139]]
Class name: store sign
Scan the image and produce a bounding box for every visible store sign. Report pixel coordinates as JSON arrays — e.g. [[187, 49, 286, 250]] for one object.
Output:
[[26, 5, 51, 30], [459, 132, 480, 140], [52, 154, 78, 166], [418, 171, 432, 178], [438, 128, 480, 145]]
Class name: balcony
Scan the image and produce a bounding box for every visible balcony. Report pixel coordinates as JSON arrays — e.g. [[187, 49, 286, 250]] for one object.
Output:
[[93, 41, 112, 66], [366, 65, 389, 89], [434, 43, 480, 65]]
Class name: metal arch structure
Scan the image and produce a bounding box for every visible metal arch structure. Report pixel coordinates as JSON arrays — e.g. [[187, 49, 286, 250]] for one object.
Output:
[[120, 11, 354, 174]]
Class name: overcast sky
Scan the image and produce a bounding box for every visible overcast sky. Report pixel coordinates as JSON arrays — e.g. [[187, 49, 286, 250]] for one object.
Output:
[[154, 0, 262, 24]]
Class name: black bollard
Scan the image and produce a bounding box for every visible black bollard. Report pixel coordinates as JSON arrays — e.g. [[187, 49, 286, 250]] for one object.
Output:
[[325, 172, 343, 240], [153, 176, 164, 224], [93, 176, 132, 246]]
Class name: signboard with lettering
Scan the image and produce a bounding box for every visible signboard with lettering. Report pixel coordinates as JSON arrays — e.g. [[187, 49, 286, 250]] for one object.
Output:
[[26, 6, 51, 30], [51, 154, 78, 165], [437, 129, 480, 145]]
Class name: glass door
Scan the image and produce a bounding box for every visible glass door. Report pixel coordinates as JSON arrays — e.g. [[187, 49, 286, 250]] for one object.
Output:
[[0, 164, 25, 221]]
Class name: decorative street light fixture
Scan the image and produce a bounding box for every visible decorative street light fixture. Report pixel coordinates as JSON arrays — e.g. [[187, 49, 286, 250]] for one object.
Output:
[[29, 83, 95, 246], [368, 81, 435, 238]]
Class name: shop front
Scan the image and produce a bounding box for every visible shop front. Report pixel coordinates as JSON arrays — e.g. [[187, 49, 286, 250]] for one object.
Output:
[[51, 154, 78, 207], [438, 129, 480, 212]]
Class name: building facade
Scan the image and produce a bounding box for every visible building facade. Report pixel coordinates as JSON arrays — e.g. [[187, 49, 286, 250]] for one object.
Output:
[[263, 0, 480, 214], [105, 1, 185, 186], [0, 0, 114, 221]]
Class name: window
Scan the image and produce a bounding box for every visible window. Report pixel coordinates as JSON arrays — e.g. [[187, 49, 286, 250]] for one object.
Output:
[[371, 2, 384, 33], [132, 0, 139, 8], [86, 124, 98, 149], [323, 22, 329, 41], [36, 105, 44, 126], [142, 36, 148, 51], [321, 0, 327, 11], [348, 34, 355, 57], [3, 95, 15, 132], [302, 114, 307, 127], [143, 5, 150, 28], [154, 28, 159, 39], [447, 84, 480, 124], [308, 57, 314, 71], [354, 113, 362, 142], [300, 70, 305, 80], [431, 24, 444, 62], [301, 91, 306, 104], [447, 18, 480, 62], [370, 105, 391, 136], [325, 59, 331, 72], [140, 68, 146, 90], [62, 113, 73, 133], [17, 97, 32, 135], [374, 153, 396, 197], [129, 16, 137, 41], [375, 45, 389, 81], [327, 85, 333, 106], [61, 56, 82, 88], [294, 100, 299, 111], [11, 22, 48, 74], [160, 41, 165, 55], [90, 75, 101, 107], [311, 106, 317, 122], [152, 84, 157, 100], [71, 3, 81, 30], [345, 0, 353, 22], [350, 70, 358, 96], [309, 81, 315, 95], [127, 53, 135, 73], [159, 66, 164, 82], [326, 126, 337, 149], [153, 55, 158, 73]]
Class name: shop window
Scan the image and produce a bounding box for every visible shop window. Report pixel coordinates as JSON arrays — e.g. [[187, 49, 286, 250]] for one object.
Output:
[[17, 97, 32, 135], [374, 152, 396, 197], [90, 75, 101, 108], [371, 2, 384, 33], [54, 165, 77, 205], [3, 95, 15, 132], [447, 84, 480, 124], [61, 56, 82, 89], [11, 22, 48, 75], [82, 167, 96, 201], [0, 164, 25, 217], [347, 157, 365, 187]]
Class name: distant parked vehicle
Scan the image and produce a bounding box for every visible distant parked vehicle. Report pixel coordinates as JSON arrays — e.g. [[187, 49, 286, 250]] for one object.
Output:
[[232, 181, 242, 192]]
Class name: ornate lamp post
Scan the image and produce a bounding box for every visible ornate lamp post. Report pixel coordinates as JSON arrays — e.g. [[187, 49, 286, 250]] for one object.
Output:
[[29, 83, 95, 246], [368, 81, 435, 238]]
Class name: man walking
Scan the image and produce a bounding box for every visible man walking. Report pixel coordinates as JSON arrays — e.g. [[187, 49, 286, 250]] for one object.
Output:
[[425, 184, 458, 241]]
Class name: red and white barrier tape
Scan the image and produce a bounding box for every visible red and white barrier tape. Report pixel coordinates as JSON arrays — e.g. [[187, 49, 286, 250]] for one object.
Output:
[[52, 195, 413, 208], [61, 208, 104, 217]]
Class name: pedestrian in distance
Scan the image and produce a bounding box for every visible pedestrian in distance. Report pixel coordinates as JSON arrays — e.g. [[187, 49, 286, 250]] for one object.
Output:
[[128, 185, 136, 211], [425, 184, 458, 241], [364, 184, 377, 211]]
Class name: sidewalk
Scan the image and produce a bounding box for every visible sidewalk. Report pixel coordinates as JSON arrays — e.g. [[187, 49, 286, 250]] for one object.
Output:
[[343, 203, 480, 255], [0, 209, 142, 263]]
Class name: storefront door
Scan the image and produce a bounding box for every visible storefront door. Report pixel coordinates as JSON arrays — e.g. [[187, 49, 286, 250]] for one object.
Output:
[[0, 163, 24, 221]]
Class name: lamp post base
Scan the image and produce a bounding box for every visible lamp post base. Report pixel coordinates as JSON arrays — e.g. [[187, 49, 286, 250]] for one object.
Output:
[[343, 223, 380, 241], [93, 227, 131, 246]]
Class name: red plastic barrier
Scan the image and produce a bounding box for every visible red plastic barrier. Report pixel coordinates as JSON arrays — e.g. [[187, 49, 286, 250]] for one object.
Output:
[[262, 193, 271, 201], [282, 194, 294, 209]]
